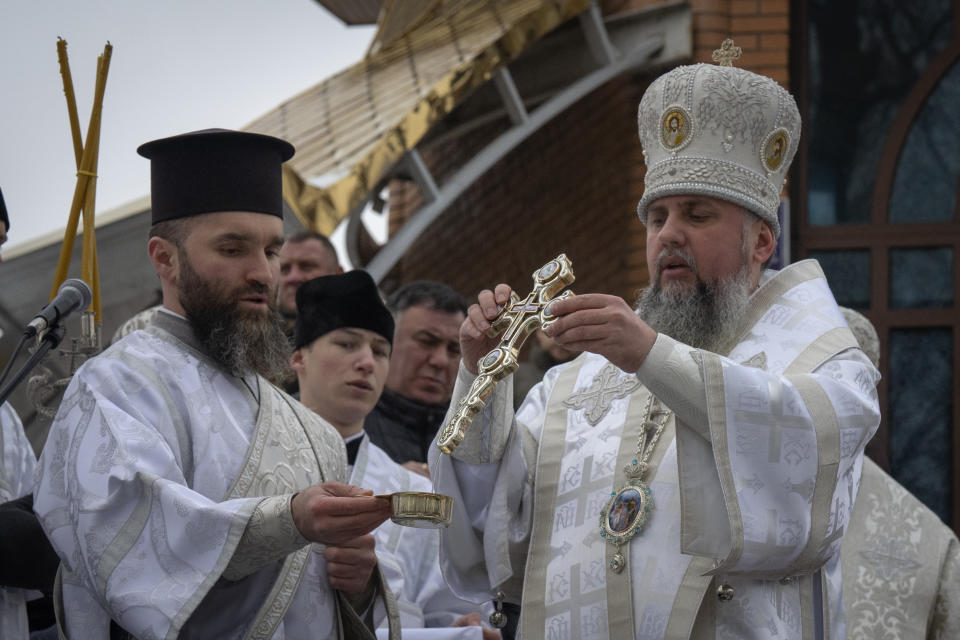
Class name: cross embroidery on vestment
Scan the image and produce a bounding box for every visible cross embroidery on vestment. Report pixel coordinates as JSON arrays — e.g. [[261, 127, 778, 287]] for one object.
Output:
[[563, 362, 641, 426]]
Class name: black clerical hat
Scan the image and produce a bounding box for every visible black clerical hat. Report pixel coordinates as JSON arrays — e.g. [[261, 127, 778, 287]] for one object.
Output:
[[137, 129, 294, 224], [294, 271, 395, 349], [0, 186, 8, 231]]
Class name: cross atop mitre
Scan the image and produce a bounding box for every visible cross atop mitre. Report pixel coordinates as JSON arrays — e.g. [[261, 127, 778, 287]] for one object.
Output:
[[712, 38, 742, 67]]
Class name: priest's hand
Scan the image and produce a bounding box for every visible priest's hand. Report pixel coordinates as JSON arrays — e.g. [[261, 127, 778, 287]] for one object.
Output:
[[461, 284, 514, 374], [324, 533, 378, 594], [542, 293, 657, 373], [453, 612, 502, 639], [291, 482, 392, 546]]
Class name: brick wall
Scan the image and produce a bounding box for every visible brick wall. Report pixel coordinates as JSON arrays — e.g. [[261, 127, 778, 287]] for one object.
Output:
[[382, 74, 648, 309], [379, 0, 792, 309], [604, 0, 791, 88]]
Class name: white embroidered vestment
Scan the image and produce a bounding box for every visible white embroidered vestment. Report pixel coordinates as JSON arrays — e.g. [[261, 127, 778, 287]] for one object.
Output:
[[351, 435, 483, 632], [0, 402, 37, 640], [430, 260, 882, 640], [34, 313, 383, 640]]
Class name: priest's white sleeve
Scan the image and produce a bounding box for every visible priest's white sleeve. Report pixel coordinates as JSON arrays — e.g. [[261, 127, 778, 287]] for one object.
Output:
[[397, 525, 488, 629], [34, 358, 273, 639], [222, 493, 308, 581], [637, 333, 881, 578], [0, 402, 36, 499], [0, 404, 36, 640], [429, 361, 560, 605]]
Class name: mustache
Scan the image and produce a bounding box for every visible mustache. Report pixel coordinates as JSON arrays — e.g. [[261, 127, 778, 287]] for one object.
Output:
[[655, 247, 698, 280], [235, 281, 277, 313], [241, 281, 270, 296]]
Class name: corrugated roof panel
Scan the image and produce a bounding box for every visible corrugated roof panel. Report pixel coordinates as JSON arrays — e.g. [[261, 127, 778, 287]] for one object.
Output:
[[246, 0, 590, 234], [315, 0, 383, 25], [369, 0, 443, 55]]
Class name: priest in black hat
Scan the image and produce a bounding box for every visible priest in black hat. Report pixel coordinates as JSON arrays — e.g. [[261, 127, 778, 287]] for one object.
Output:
[[33, 129, 399, 640]]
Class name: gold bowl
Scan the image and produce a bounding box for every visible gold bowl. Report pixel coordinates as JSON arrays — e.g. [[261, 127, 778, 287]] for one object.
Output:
[[376, 491, 453, 529]]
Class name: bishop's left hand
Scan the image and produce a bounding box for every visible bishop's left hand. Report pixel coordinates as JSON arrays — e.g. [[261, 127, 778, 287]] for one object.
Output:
[[542, 293, 657, 373]]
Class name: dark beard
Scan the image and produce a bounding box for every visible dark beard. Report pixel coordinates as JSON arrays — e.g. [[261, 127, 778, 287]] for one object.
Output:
[[637, 251, 752, 353], [178, 257, 292, 384]]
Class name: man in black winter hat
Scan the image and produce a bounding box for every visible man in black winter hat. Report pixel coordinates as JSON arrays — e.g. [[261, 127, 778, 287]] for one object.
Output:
[[292, 271, 499, 639]]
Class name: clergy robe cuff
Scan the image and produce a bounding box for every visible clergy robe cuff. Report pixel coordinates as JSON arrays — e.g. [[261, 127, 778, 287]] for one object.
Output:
[[446, 363, 484, 462], [446, 361, 514, 464], [222, 493, 310, 581], [338, 565, 400, 639], [636, 333, 711, 440]]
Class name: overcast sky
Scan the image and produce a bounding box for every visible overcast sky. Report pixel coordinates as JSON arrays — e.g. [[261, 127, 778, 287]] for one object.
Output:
[[0, 0, 374, 254]]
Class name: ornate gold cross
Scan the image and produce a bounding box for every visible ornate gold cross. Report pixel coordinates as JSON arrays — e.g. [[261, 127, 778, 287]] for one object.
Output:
[[712, 38, 742, 67], [435, 254, 575, 454]]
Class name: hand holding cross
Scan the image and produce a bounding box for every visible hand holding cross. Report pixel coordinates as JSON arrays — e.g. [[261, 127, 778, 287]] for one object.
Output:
[[436, 254, 575, 454]]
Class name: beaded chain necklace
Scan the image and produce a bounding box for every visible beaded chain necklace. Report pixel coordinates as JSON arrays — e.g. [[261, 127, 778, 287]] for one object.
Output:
[[599, 393, 671, 573]]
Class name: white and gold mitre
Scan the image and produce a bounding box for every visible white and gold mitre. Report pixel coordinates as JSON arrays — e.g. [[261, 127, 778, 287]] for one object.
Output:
[[636, 39, 801, 238]]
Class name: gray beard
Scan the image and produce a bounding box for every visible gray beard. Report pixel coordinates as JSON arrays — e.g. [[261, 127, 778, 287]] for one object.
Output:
[[637, 257, 753, 353], [178, 258, 292, 384]]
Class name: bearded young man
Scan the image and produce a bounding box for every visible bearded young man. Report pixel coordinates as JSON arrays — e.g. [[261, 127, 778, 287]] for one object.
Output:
[[429, 50, 881, 639], [33, 129, 398, 640]]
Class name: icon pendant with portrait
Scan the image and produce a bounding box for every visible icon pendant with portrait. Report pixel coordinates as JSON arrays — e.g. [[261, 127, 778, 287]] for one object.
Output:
[[599, 478, 654, 573]]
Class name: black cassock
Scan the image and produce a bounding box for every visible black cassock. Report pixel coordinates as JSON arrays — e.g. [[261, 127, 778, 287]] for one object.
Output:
[[0, 494, 59, 630]]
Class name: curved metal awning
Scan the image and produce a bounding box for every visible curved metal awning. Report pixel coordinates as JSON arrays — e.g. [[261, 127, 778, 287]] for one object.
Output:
[[363, 6, 693, 280], [245, 0, 594, 236]]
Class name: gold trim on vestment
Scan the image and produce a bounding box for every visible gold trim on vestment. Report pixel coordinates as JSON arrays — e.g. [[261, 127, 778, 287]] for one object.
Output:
[[605, 389, 674, 636], [730, 260, 824, 349], [664, 555, 716, 640], [699, 352, 743, 576], [783, 378, 841, 578], [520, 359, 582, 638], [238, 385, 312, 640], [783, 327, 858, 376]]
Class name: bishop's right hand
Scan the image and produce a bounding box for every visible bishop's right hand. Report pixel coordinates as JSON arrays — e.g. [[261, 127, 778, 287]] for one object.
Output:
[[462, 283, 514, 374], [291, 481, 392, 545]]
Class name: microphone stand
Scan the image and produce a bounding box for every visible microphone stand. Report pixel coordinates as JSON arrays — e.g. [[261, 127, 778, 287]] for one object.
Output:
[[0, 324, 67, 406]]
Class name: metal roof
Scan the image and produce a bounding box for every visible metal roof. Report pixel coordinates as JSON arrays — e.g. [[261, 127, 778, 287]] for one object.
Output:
[[313, 0, 383, 25], [246, 0, 593, 235]]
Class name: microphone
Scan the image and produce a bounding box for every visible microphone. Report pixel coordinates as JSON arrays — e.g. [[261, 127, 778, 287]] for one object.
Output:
[[26, 278, 93, 337]]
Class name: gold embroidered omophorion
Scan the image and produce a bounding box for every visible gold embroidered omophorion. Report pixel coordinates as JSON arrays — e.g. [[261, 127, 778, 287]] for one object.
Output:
[[599, 393, 671, 573]]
